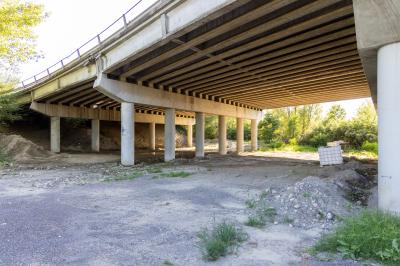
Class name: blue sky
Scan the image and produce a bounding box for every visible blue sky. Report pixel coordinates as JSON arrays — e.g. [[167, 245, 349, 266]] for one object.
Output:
[[22, 0, 371, 118]]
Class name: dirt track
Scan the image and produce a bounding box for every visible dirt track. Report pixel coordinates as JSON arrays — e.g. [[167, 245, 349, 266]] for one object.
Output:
[[0, 152, 376, 265]]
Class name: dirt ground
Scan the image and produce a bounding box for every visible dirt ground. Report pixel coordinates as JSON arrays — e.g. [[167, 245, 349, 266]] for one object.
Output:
[[0, 149, 377, 266]]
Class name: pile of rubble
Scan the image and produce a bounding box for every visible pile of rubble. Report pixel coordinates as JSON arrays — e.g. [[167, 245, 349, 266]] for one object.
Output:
[[260, 166, 377, 230]]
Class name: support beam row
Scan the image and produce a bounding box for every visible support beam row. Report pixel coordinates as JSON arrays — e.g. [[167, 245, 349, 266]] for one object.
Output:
[[49, 104, 260, 166]]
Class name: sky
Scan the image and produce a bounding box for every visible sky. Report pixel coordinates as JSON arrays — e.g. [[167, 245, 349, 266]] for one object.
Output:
[[20, 0, 371, 119]]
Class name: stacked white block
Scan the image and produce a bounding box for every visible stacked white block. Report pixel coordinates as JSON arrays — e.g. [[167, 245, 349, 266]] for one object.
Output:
[[318, 145, 343, 166]]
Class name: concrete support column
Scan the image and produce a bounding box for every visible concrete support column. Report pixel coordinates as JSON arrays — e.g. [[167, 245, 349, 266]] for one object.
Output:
[[195, 112, 205, 158], [187, 125, 193, 147], [377, 42, 400, 212], [50, 117, 60, 153], [236, 117, 244, 153], [91, 119, 100, 152], [164, 108, 176, 161], [251, 119, 258, 152], [218, 115, 227, 155], [121, 102, 134, 166], [149, 122, 156, 151]]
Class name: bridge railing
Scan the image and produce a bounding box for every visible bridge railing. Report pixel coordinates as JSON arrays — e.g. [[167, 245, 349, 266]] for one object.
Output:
[[18, 0, 146, 91]]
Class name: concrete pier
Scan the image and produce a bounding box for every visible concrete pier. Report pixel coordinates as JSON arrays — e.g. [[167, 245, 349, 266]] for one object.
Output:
[[218, 115, 227, 155], [50, 117, 60, 153], [149, 122, 156, 151], [377, 42, 400, 212], [91, 119, 100, 152], [121, 102, 134, 166], [164, 108, 176, 161], [187, 125, 193, 147], [236, 117, 244, 153], [195, 112, 205, 157], [251, 119, 258, 152]]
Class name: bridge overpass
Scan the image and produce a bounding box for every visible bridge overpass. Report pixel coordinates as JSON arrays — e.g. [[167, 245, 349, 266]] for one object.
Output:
[[15, 0, 400, 212]]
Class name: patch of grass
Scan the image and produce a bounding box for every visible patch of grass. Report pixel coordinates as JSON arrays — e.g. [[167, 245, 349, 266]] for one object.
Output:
[[146, 167, 163, 174], [161, 171, 191, 178], [244, 192, 276, 228], [245, 198, 257, 209], [312, 210, 400, 264], [163, 259, 174, 265], [259, 143, 318, 153], [198, 221, 248, 261], [0, 148, 9, 167], [245, 215, 266, 228], [343, 148, 378, 160], [245, 205, 277, 228], [104, 170, 143, 181]]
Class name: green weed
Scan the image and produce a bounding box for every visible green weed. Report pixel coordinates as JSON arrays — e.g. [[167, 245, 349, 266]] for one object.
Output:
[[161, 171, 191, 178], [312, 210, 400, 264], [163, 259, 174, 265], [197, 221, 248, 261]]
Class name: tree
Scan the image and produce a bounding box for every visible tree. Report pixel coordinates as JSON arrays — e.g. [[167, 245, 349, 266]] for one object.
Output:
[[258, 112, 279, 144], [0, 0, 45, 124], [0, 0, 45, 72], [323, 105, 346, 126]]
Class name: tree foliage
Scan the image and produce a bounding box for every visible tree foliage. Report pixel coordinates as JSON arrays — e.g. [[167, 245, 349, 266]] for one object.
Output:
[[256, 102, 377, 149], [0, 0, 45, 124], [0, 0, 45, 70]]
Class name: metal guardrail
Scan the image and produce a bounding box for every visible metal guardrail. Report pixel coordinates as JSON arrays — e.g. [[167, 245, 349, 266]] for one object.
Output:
[[19, 0, 145, 90]]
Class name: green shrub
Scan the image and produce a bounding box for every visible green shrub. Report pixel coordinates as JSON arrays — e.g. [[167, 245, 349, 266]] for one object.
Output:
[[245, 215, 266, 228], [198, 222, 248, 261], [160, 171, 191, 178], [312, 210, 400, 264], [361, 141, 378, 155]]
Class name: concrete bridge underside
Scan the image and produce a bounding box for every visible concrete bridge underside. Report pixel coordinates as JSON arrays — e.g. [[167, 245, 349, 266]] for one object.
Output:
[[15, 0, 400, 212]]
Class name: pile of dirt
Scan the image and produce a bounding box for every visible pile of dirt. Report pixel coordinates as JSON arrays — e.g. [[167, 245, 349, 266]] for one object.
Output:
[[262, 175, 363, 230], [0, 134, 54, 162]]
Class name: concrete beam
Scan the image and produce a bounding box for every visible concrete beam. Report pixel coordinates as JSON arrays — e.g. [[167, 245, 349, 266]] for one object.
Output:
[[164, 108, 176, 161], [218, 115, 227, 155], [236, 117, 244, 153], [30, 102, 195, 125], [50, 117, 60, 153], [91, 119, 100, 152], [353, 0, 400, 106], [195, 112, 205, 158], [121, 102, 135, 166], [94, 75, 261, 119]]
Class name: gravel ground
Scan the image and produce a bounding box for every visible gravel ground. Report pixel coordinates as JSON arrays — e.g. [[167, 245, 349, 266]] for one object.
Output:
[[0, 153, 377, 265]]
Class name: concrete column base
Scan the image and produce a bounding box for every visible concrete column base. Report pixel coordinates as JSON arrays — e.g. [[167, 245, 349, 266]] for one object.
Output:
[[164, 108, 176, 161], [50, 117, 60, 153], [91, 119, 100, 152], [236, 117, 244, 153], [149, 122, 156, 151], [195, 112, 205, 157], [187, 124, 193, 147], [378, 42, 400, 212], [218, 115, 227, 155], [251, 119, 258, 152], [121, 102, 134, 166]]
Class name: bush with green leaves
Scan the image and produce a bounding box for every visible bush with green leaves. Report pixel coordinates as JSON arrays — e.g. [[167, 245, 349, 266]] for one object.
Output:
[[197, 221, 248, 261], [0, 86, 21, 124], [312, 210, 400, 264]]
